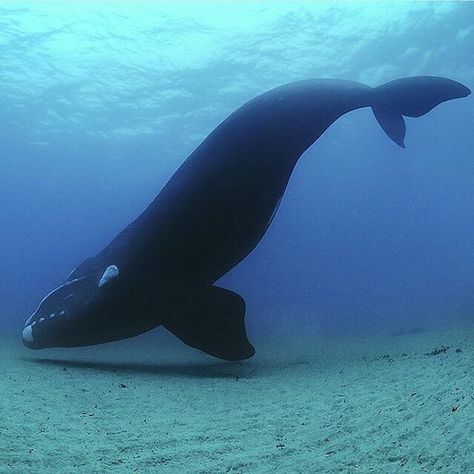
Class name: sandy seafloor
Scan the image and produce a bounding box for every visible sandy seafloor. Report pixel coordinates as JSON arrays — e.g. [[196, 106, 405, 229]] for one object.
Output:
[[2, 322, 474, 474]]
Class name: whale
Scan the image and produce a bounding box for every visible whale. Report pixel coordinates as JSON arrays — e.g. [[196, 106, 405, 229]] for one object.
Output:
[[22, 76, 471, 360]]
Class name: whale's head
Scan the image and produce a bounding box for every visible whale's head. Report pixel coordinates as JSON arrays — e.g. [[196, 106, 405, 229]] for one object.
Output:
[[22, 263, 121, 349]]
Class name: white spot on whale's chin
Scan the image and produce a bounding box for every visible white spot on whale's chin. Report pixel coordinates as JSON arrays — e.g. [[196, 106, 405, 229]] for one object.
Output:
[[22, 325, 34, 342], [98, 265, 120, 287]]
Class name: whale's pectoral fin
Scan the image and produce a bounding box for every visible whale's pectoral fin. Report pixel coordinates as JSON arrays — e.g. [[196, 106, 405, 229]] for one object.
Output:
[[163, 286, 255, 361]]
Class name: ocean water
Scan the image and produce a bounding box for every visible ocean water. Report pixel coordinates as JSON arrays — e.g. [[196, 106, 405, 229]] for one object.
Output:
[[1, 2, 474, 473]]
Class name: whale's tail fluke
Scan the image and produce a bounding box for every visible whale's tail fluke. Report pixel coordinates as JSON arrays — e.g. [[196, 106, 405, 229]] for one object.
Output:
[[371, 76, 471, 148]]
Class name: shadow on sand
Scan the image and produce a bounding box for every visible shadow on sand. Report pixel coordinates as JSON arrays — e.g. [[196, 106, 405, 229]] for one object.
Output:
[[24, 356, 261, 379]]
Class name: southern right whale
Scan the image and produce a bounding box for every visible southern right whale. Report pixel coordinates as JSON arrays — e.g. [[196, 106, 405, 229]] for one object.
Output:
[[22, 76, 471, 360]]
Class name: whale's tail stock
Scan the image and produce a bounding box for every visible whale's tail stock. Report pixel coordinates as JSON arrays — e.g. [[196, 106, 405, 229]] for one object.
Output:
[[371, 76, 471, 148]]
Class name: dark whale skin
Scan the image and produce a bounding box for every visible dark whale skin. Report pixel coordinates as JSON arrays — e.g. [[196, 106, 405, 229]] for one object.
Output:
[[22, 77, 471, 360]]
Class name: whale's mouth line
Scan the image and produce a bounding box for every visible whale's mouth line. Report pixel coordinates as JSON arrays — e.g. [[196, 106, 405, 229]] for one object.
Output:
[[24, 277, 87, 327], [25, 310, 68, 330], [23, 323, 73, 348]]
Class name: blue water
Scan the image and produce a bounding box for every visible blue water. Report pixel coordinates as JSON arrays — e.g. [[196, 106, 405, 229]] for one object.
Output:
[[1, 2, 473, 343]]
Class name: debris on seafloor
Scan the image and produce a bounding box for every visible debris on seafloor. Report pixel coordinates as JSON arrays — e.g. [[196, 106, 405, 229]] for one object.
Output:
[[426, 345, 449, 356]]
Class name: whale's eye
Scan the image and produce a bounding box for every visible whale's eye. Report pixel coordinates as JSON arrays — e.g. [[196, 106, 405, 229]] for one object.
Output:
[[98, 265, 120, 287]]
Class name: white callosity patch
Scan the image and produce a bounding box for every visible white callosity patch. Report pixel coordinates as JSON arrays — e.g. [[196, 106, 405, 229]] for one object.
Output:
[[22, 325, 34, 342], [98, 265, 120, 287]]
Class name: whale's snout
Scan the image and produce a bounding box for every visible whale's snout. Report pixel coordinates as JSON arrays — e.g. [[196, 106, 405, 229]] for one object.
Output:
[[21, 277, 88, 350], [22, 308, 67, 349]]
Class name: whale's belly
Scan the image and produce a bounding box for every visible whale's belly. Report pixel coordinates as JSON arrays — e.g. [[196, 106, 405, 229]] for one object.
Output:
[[137, 146, 295, 285], [157, 167, 285, 283], [100, 109, 300, 286]]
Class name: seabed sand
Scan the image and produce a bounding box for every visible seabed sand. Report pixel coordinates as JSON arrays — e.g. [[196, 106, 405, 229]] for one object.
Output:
[[1, 323, 474, 473]]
